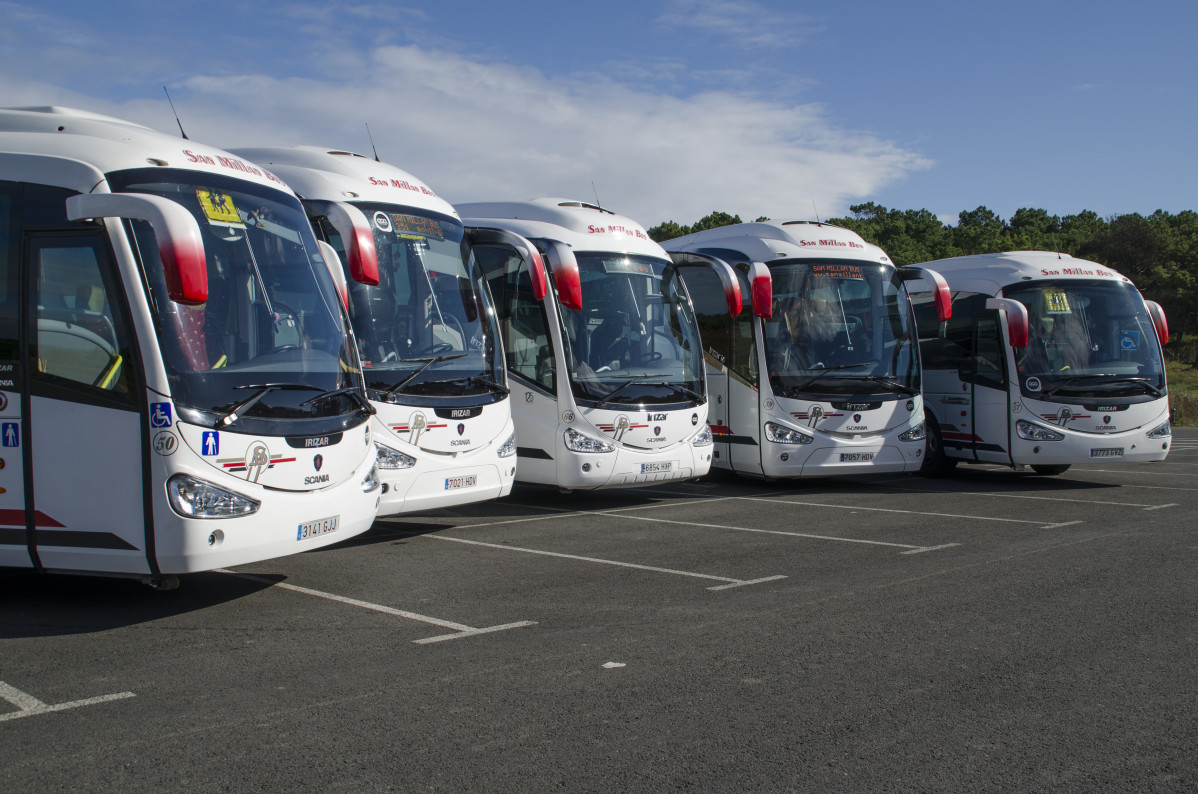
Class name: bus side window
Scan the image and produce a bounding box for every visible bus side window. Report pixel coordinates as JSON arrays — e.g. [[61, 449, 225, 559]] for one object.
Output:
[[973, 314, 1006, 388], [30, 236, 135, 399], [675, 265, 732, 369], [0, 182, 19, 362], [476, 245, 555, 391]]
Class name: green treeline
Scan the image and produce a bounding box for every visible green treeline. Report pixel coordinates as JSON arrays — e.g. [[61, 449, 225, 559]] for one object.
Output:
[[648, 205, 1198, 351]]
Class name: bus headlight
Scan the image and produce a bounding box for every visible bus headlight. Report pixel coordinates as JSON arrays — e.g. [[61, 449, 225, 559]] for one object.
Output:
[[375, 442, 416, 469], [564, 427, 614, 453], [899, 422, 926, 442], [361, 464, 381, 493], [1016, 420, 1065, 442], [497, 432, 517, 457], [167, 474, 260, 519], [1147, 419, 1171, 439], [764, 421, 813, 445], [691, 426, 713, 446]]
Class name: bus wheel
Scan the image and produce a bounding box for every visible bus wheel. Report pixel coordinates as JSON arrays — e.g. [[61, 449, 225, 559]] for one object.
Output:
[[920, 418, 957, 477], [1030, 464, 1071, 475]]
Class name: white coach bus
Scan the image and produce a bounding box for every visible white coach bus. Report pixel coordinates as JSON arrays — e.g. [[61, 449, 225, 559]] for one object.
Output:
[[908, 251, 1171, 475], [664, 221, 951, 479], [0, 107, 380, 586], [456, 199, 742, 491], [229, 147, 544, 514]]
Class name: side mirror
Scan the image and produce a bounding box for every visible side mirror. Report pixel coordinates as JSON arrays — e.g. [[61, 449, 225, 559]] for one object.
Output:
[[317, 240, 349, 311], [66, 192, 208, 304], [542, 239, 583, 312], [666, 251, 743, 316], [1144, 300, 1169, 345], [900, 266, 952, 322], [465, 227, 549, 301], [748, 261, 772, 318], [306, 201, 379, 287], [986, 297, 1029, 349]]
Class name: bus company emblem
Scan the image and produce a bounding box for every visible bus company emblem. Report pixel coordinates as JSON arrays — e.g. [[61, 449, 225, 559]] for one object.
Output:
[[1058, 407, 1073, 426], [457, 423, 465, 436], [245, 442, 271, 482], [654, 426, 662, 436], [1104, 415, 1111, 424], [1025, 377, 1042, 392], [313, 454, 323, 472], [853, 414, 862, 423], [373, 211, 392, 232], [218, 442, 294, 481]]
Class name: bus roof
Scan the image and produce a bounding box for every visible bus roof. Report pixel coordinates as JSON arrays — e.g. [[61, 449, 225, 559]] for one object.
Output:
[[456, 198, 669, 259], [661, 220, 893, 267], [911, 251, 1131, 296], [0, 106, 294, 195], [228, 145, 458, 219]]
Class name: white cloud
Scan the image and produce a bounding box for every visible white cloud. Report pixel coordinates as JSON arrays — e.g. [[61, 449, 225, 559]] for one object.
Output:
[[657, 0, 813, 49], [1, 37, 928, 227]]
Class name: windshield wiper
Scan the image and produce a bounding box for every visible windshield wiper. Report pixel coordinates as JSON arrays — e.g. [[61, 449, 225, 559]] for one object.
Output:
[[591, 374, 655, 409], [1039, 375, 1162, 399], [785, 363, 875, 395], [854, 375, 919, 396], [219, 383, 323, 427], [1086, 376, 1164, 398], [383, 353, 467, 398], [300, 385, 377, 414], [462, 374, 510, 396]]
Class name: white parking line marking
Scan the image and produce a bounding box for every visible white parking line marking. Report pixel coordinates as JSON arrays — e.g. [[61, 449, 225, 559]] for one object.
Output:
[[0, 681, 135, 723], [1040, 521, 1083, 529], [738, 495, 1067, 529], [1082, 468, 1196, 477], [592, 510, 935, 551], [429, 536, 785, 591], [218, 571, 535, 644], [872, 485, 1176, 511]]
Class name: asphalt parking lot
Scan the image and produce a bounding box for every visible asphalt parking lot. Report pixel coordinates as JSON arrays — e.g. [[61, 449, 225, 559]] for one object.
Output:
[[3, 430, 1196, 792]]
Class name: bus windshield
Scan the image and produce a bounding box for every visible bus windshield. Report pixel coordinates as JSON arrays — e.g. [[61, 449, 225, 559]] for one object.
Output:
[[319, 204, 503, 404], [563, 253, 705, 407], [111, 168, 364, 431], [1005, 279, 1165, 399], [764, 260, 919, 398]]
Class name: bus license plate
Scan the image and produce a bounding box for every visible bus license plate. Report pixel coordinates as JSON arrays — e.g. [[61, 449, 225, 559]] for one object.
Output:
[[1090, 447, 1125, 458], [641, 462, 672, 473], [840, 452, 875, 462], [297, 515, 339, 541], [445, 475, 477, 490]]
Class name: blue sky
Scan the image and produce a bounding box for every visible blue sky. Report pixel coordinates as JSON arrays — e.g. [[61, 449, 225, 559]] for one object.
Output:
[[2, 1, 1194, 229]]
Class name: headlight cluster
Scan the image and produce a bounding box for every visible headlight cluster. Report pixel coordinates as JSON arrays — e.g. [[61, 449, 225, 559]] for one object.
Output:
[[361, 464, 381, 492], [898, 422, 926, 442], [375, 442, 416, 470], [764, 421, 813, 445], [564, 427, 614, 453], [167, 474, 259, 519], [1016, 420, 1065, 442], [497, 432, 517, 457], [1146, 420, 1171, 439], [691, 426, 713, 447]]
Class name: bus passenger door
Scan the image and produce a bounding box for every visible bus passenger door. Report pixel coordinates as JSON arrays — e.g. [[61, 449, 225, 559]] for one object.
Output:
[[967, 313, 1012, 465], [24, 232, 150, 575], [673, 262, 739, 470]]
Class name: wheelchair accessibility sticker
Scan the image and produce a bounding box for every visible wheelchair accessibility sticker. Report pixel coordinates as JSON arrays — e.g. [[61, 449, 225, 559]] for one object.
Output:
[[150, 402, 172, 428], [1120, 330, 1140, 351]]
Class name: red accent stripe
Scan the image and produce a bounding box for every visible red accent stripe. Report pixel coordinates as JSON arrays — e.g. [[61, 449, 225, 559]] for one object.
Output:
[[0, 509, 66, 528]]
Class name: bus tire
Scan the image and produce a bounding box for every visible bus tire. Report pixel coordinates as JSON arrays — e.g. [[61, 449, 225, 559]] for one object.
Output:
[[920, 417, 957, 477], [1030, 464, 1071, 475]]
